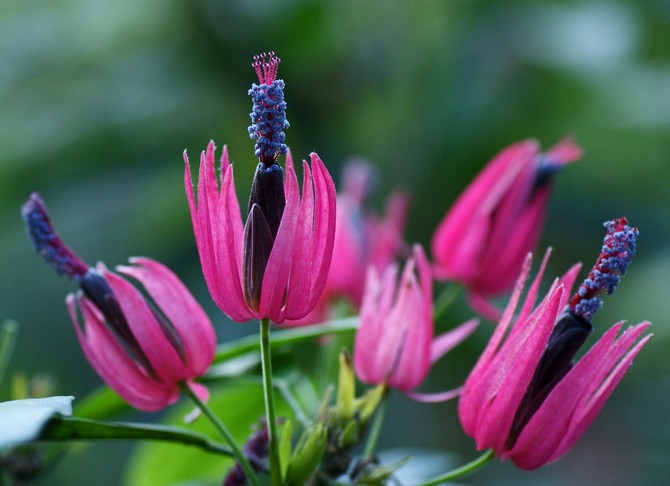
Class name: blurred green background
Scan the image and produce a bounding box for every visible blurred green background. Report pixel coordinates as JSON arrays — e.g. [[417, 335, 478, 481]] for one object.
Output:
[[1, 0, 668, 484]]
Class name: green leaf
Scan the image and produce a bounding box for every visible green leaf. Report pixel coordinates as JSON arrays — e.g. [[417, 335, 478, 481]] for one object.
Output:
[[40, 416, 232, 456], [0, 396, 73, 450], [125, 381, 292, 486]]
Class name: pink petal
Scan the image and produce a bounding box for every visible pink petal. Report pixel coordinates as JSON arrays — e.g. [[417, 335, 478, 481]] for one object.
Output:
[[184, 149, 217, 298], [551, 329, 651, 463], [406, 386, 462, 403], [305, 153, 337, 312], [546, 136, 582, 165], [283, 160, 316, 320], [432, 140, 538, 281], [509, 322, 651, 470], [259, 162, 300, 321], [466, 292, 503, 322], [68, 294, 177, 411], [102, 267, 187, 385], [354, 265, 397, 384], [387, 263, 430, 390], [215, 164, 252, 321], [117, 257, 216, 377], [473, 285, 564, 452]]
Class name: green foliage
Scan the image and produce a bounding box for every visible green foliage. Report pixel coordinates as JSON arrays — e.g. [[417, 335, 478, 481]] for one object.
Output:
[[125, 382, 292, 486]]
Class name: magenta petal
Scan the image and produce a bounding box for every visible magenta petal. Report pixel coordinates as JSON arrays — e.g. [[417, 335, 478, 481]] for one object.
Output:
[[305, 153, 337, 311], [117, 258, 216, 376], [102, 268, 187, 385], [215, 164, 252, 321], [259, 161, 300, 321], [551, 330, 651, 463], [509, 322, 651, 470], [405, 386, 462, 403], [283, 160, 316, 320], [354, 264, 399, 385], [387, 262, 429, 390], [474, 285, 564, 452], [546, 136, 582, 165], [432, 141, 538, 281], [68, 295, 176, 411]]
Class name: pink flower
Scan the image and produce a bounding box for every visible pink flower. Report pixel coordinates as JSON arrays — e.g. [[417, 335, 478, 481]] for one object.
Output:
[[458, 225, 651, 470], [185, 53, 336, 324], [353, 245, 478, 398], [431, 138, 581, 320], [68, 259, 216, 411], [184, 143, 336, 323], [22, 192, 215, 411], [286, 161, 408, 325]]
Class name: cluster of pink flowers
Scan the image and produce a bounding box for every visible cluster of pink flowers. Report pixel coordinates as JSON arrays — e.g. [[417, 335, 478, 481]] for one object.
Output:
[[21, 51, 651, 476]]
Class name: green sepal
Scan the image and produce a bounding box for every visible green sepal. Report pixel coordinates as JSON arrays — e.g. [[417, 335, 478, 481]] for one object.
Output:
[[286, 423, 327, 485], [278, 420, 293, 482], [335, 350, 355, 423]]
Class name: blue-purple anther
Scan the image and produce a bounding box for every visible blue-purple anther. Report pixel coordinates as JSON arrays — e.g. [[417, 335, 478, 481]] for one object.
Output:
[[248, 52, 289, 166], [569, 217, 638, 322], [21, 192, 89, 280]]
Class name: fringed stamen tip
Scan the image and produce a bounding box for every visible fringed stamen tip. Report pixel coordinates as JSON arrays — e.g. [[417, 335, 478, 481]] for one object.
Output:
[[252, 51, 281, 85]]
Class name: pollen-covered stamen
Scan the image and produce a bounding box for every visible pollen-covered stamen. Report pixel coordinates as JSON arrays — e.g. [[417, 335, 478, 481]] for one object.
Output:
[[569, 217, 638, 322], [248, 52, 289, 166], [21, 192, 89, 280]]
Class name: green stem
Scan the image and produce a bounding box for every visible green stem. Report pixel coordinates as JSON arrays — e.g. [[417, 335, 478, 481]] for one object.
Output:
[[433, 284, 462, 323], [180, 382, 259, 486], [362, 394, 387, 460], [418, 449, 495, 485], [0, 320, 19, 386], [260, 317, 281, 486]]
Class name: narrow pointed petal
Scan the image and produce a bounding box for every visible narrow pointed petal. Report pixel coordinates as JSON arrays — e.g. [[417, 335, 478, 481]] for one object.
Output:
[[68, 295, 176, 411], [405, 386, 462, 403], [305, 153, 337, 312], [474, 285, 564, 452], [215, 164, 252, 321], [509, 322, 651, 470], [432, 141, 538, 281], [117, 258, 216, 376], [259, 162, 300, 321], [551, 330, 651, 464], [102, 268, 187, 385], [546, 136, 582, 165], [283, 160, 316, 319]]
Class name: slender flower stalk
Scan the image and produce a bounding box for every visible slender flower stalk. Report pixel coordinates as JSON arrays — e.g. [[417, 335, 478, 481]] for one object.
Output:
[[22, 192, 216, 412], [260, 318, 281, 486], [353, 244, 478, 401], [432, 137, 581, 320], [180, 382, 259, 486], [458, 219, 651, 470]]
